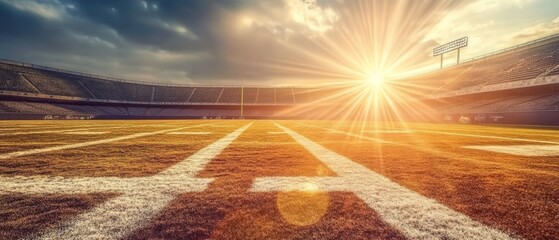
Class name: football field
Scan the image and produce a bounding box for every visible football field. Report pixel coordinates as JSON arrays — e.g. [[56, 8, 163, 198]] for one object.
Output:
[[0, 120, 558, 239]]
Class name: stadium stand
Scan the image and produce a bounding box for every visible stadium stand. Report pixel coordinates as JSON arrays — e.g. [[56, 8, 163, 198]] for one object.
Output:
[[242, 88, 258, 104], [404, 35, 559, 94], [120, 82, 153, 102], [276, 88, 295, 104], [218, 88, 242, 104], [293, 88, 311, 103], [0, 101, 82, 115], [23, 73, 92, 98], [189, 87, 222, 103], [153, 86, 194, 102], [0, 34, 558, 123], [257, 88, 275, 104], [0, 67, 39, 93], [436, 93, 559, 114], [80, 78, 124, 100], [0, 102, 16, 113]]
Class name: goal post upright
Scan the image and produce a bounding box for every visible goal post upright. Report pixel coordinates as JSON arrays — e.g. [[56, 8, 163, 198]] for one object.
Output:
[[240, 85, 244, 119]]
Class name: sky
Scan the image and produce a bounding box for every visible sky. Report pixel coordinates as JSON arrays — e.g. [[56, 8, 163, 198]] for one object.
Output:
[[0, 0, 558, 86]]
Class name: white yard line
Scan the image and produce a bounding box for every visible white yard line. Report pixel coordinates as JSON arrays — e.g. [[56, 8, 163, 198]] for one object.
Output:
[[0, 176, 212, 195], [250, 123, 514, 240], [160, 124, 251, 177], [0, 124, 213, 160], [464, 145, 559, 156], [39, 192, 177, 240], [7, 123, 252, 240], [298, 124, 559, 177]]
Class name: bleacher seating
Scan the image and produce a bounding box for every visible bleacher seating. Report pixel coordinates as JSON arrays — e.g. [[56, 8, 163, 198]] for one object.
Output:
[[0, 102, 17, 113], [80, 78, 124, 100], [308, 87, 349, 104], [0, 67, 39, 93], [431, 93, 559, 114], [405, 37, 559, 94], [153, 86, 195, 102], [293, 88, 311, 103], [189, 87, 222, 103], [0, 101, 82, 115], [0, 60, 312, 105], [242, 88, 258, 104], [257, 88, 275, 104], [23, 73, 92, 98], [276, 88, 295, 104], [0, 34, 558, 120], [218, 88, 241, 103], [120, 82, 153, 102]]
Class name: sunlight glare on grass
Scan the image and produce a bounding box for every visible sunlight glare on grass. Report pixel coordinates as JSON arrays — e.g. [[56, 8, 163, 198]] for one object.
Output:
[[276, 182, 329, 226]]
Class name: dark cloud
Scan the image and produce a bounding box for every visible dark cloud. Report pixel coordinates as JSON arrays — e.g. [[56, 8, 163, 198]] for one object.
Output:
[[0, 0, 468, 85]]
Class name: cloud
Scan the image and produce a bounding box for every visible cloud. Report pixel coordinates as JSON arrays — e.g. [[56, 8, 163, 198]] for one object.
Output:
[[0, 0, 556, 85], [0, 0, 70, 19], [508, 16, 559, 43], [285, 0, 339, 33]]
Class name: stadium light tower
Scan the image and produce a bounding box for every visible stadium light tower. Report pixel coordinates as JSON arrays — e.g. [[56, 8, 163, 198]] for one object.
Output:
[[433, 37, 468, 69]]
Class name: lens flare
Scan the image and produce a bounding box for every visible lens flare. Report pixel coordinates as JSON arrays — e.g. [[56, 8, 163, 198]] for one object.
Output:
[[262, 0, 462, 131], [276, 182, 329, 226]]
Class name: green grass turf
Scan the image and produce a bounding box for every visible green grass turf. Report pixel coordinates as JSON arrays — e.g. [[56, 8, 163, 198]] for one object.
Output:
[[0, 120, 557, 239]]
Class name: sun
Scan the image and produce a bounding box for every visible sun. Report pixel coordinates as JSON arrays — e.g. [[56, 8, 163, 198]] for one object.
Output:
[[367, 73, 385, 87], [241, 16, 253, 27]]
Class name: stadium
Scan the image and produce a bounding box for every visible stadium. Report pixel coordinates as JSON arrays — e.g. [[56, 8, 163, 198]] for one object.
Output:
[[0, 1, 558, 239]]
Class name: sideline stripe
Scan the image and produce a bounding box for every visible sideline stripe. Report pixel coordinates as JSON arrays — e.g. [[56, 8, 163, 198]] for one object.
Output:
[[265, 123, 514, 240], [32, 123, 252, 240], [0, 124, 212, 160], [464, 144, 559, 156]]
